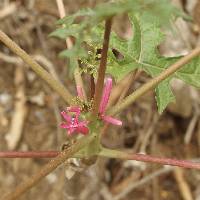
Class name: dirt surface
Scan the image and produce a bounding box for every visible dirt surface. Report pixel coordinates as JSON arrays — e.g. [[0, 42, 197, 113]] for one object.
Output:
[[1, 0, 200, 200]]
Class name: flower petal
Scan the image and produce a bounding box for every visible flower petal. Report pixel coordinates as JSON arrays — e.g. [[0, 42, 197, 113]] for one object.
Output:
[[67, 127, 76, 135], [101, 115, 122, 126], [60, 106, 89, 136], [78, 121, 89, 126], [61, 111, 71, 122], [99, 78, 112, 114], [60, 122, 69, 129], [77, 126, 89, 135]]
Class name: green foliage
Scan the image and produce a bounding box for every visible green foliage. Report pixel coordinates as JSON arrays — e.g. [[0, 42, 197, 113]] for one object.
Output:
[[50, 0, 200, 113], [108, 12, 200, 113], [50, 0, 179, 64], [107, 13, 176, 112]]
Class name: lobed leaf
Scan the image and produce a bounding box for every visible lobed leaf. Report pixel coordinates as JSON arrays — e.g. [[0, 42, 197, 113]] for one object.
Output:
[[50, 0, 197, 113]]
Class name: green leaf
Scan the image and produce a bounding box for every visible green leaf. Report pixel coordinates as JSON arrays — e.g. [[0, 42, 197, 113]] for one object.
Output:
[[50, 0, 183, 76], [108, 10, 199, 113], [59, 46, 87, 59], [56, 8, 95, 25], [177, 57, 200, 87], [50, 0, 196, 113], [49, 24, 85, 39], [155, 80, 175, 113]]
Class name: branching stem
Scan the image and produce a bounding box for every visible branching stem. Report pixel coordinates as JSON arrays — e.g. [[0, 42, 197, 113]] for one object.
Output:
[[2, 135, 95, 200]]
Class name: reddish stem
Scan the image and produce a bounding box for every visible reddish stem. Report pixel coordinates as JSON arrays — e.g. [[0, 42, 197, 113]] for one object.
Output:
[[1, 149, 200, 170], [0, 151, 59, 158], [2, 135, 95, 200], [127, 154, 200, 169], [90, 75, 95, 99], [92, 18, 112, 116], [100, 148, 200, 170]]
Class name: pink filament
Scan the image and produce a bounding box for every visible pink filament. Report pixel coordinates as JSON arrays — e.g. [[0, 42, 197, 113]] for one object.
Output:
[[101, 115, 122, 126], [99, 78, 112, 114], [99, 78, 122, 126]]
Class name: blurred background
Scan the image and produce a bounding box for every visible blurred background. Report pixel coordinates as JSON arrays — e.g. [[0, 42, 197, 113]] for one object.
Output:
[[1, 0, 200, 199]]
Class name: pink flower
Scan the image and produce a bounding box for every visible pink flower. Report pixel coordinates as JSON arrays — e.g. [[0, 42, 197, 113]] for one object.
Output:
[[60, 78, 122, 136], [60, 106, 89, 135], [99, 78, 122, 126]]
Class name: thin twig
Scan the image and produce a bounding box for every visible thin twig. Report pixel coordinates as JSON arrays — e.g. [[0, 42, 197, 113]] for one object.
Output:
[[184, 104, 200, 144], [0, 30, 73, 105], [0, 2, 17, 19], [2, 135, 95, 200], [5, 66, 28, 150], [92, 18, 112, 116], [0, 151, 59, 158], [107, 47, 200, 116], [56, 0, 87, 100], [0, 51, 63, 144], [33, 55, 63, 144], [110, 171, 141, 195], [56, 0, 73, 49], [173, 168, 193, 200], [139, 114, 159, 153], [99, 148, 200, 170], [113, 167, 172, 200]]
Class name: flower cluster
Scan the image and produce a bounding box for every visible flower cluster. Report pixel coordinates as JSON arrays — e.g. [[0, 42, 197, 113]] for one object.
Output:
[[60, 106, 89, 135], [60, 78, 122, 135]]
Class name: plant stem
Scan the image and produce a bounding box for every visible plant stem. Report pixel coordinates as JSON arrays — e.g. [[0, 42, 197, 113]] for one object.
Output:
[[107, 47, 200, 116], [56, 0, 73, 49], [0, 30, 73, 105], [92, 18, 112, 116], [90, 75, 95, 99], [74, 67, 87, 101], [99, 148, 200, 170], [113, 167, 172, 200], [0, 151, 59, 158], [2, 135, 95, 200]]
